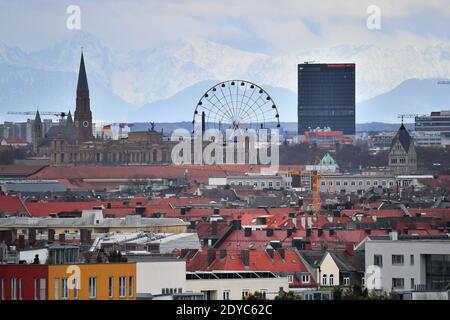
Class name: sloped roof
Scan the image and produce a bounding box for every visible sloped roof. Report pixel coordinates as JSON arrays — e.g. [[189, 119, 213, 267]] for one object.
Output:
[[390, 124, 413, 152]]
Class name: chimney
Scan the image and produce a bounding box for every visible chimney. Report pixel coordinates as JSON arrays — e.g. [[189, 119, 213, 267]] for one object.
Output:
[[389, 231, 398, 241], [307, 216, 313, 228], [329, 229, 335, 236], [277, 248, 286, 260], [211, 221, 218, 236], [59, 233, 65, 243], [213, 208, 220, 215], [300, 216, 306, 229], [345, 243, 354, 256], [241, 250, 249, 267], [244, 227, 252, 237], [48, 229, 55, 242], [232, 219, 241, 230], [318, 228, 323, 237], [365, 228, 371, 235], [288, 212, 296, 218], [180, 207, 186, 215], [266, 228, 274, 237], [207, 249, 216, 266], [403, 227, 409, 235], [266, 245, 274, 259], [29, 229, 37, 246], [220, 250, 227, 260]]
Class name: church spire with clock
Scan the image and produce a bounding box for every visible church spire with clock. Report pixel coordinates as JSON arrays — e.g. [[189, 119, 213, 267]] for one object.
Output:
[[74, 50, 93, 142]]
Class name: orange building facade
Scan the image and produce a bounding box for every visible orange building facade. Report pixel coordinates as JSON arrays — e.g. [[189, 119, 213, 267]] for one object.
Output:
[[48, 263, 136, 300]]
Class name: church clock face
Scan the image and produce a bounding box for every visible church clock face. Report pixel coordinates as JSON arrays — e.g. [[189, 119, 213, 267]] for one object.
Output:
[[83, 120, 89, 128]]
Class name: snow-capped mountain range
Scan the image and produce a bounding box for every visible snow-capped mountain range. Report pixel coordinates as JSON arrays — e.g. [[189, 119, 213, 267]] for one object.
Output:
[[1, 31, 450, 123]]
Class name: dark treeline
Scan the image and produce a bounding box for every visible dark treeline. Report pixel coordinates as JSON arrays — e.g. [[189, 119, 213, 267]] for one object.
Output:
[[280, 143, 450, 174]]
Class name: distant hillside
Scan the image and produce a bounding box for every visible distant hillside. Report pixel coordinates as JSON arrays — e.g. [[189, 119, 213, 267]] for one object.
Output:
[[127, 80, 297, 123], [357, 78, 450, 123]]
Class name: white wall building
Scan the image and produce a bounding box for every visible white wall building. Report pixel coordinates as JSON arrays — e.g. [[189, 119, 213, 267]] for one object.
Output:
[[185, 271, 289, 300], [361, 233, 450, 295]]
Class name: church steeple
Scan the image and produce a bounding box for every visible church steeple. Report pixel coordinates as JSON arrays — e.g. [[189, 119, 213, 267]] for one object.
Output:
[[74, 50, 93, 142], [77, 51, 89, 93], [66, 111, 73, 126]]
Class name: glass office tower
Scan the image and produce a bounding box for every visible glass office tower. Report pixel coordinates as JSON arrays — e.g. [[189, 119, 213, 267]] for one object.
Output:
[[298, 63, 356, 135]]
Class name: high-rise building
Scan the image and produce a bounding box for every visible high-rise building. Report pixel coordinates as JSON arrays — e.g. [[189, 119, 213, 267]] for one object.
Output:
[[298, 63, 355, 135]]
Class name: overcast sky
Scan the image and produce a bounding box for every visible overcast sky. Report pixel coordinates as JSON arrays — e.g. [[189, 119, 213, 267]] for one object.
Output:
[[1, 0, 449, 54]]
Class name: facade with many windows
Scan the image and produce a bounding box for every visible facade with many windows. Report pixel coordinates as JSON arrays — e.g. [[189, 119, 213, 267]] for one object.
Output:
[[363, 233, 450, 294], [47, 263, 136, 300]]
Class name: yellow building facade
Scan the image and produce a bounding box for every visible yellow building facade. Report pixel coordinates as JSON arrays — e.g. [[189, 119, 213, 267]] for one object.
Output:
[[48, 263, 136, 300]]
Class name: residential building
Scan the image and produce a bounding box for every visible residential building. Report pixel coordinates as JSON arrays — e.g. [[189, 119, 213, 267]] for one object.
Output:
[[185, 271, 289, 300], [361, 232, 450, 295], [47, 263, 136, 300]]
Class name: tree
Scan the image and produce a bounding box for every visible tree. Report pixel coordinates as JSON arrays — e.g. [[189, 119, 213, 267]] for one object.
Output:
[[245, 291, 267, 300], [274, 291, 302, 300]]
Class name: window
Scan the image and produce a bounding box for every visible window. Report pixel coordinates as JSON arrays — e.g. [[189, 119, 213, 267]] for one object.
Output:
[[119, 277, 126, 298], [54, 278, 59, 300], [374, 255, 383, 267], [129, 276, 134, 297], [10, 278, 17, 300], [392, 278, 404, 289], [268, 182, 273, 187], [108, 277, 114, 298], [1, 278, 4, 300], [34, 279, 38, 300], [18, 279, 22, 300], [260, 289, 268, 299], [62, 278, 69, 300], [242, 289, 250, 299], [336, 181, 341, 186], [361, 277, 365, 286], [287, 275, 294, 283], [89, 277, 97, 299], [301, 275, 310, 283], [73, 278, 78, 300], [39, 278, 46, 300], [223, 290, 231, 300], [410, 255, 414, 266], [322, 274, 327, 286], [329, 274, 334, 286], [411, 278, 415, 289], [343, 276, 350, 286], [392, 255, 404, 265]]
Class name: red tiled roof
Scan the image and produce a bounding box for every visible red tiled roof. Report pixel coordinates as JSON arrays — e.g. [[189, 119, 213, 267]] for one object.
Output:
[[0, 165, 46, 176], [187, 248, 309, 274], [0, 195, 28, 214]]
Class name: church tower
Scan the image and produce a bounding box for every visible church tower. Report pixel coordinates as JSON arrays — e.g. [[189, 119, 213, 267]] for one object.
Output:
[[32, 110, 43, 154], [74, 51, 93, 142], [388, 124, 417, 175]]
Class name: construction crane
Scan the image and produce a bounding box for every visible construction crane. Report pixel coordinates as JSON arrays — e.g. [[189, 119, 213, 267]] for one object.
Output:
[[8, 110, 69, 123], [397, 114, 423, 124], [289, 170, 322, 214]]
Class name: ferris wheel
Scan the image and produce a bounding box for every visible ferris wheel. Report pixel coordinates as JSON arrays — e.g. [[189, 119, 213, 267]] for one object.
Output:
[[192, 80, 280, 135]]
